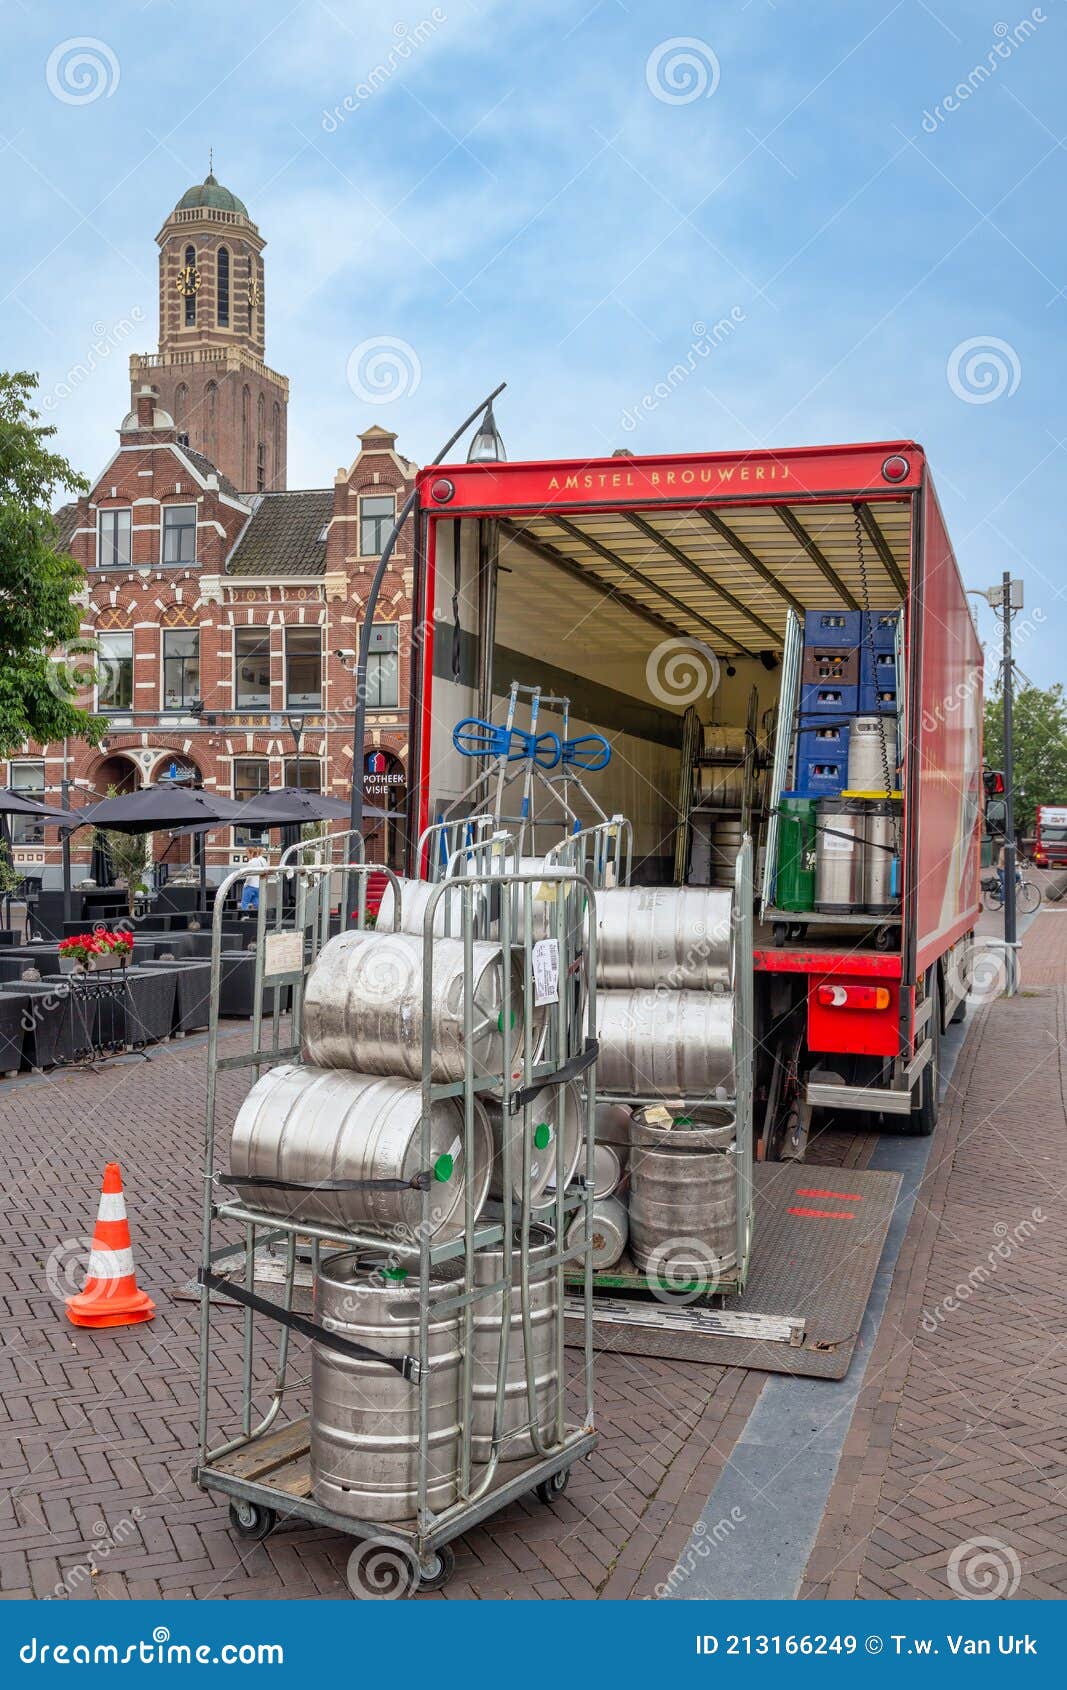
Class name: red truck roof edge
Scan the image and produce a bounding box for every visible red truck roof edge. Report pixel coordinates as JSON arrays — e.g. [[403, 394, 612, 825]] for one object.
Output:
[[419, 437, 926, 481]]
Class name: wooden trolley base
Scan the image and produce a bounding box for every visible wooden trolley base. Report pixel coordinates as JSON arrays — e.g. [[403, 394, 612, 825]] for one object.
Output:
[[197, 1414, 597, 1576]]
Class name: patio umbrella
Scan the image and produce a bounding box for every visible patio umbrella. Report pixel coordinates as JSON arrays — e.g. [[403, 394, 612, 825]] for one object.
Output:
[[0, 788, 78, 824], [67, 785, 253, 833], [88, 832, 115, 888]]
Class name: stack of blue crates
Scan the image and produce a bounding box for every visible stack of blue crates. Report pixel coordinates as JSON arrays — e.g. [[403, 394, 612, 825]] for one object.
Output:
[[795, 609, 900, 797]]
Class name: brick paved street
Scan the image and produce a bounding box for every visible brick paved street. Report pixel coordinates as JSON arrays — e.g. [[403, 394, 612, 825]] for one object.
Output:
[[799, 907, 1067, 1600], [2, 908, 1065, 1602]]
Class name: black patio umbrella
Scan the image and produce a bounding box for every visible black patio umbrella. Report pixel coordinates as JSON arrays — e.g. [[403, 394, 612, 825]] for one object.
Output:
[[88, 832, 116, 888], [0, 788, 78, 824], [62, 786, 261, 912], [68, 785, 254, 833]]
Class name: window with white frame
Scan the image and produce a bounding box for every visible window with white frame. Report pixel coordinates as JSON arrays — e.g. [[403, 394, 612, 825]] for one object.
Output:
[[285, 626, 322, 709], [234, 627, 271, 707], [283, 757, 321, 792], [97, 509, 131, 568], [365, 621, 399, 709], [162, 629, 200, 710], [8, 761, 46, 845], [162, 504, 197, 564], [360, 494, 396, 557], [233, 756, 270, 846], [97, 632, 133, 711]]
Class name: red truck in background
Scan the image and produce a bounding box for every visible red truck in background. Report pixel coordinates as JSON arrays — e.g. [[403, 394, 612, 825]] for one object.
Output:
[[1031, 805, 1067, 868], [406, 440, 983, 1156]]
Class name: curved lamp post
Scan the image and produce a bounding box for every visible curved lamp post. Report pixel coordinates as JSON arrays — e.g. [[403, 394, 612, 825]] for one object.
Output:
[[343, 382, 506, 925]]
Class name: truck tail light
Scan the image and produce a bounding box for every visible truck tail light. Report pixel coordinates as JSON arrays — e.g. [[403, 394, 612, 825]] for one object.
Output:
[[817, 984, 891, 1010]]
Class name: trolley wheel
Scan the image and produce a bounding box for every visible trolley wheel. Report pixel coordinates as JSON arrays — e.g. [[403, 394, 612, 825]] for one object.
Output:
[[535, 1468, 570, 1506], [228, 1500, 277, 1541], [772, 922, 788, 947], [416, 1544, 455, 1592]]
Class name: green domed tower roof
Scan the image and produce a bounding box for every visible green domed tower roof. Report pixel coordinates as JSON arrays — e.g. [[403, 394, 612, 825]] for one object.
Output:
[[175, 171, 249, 217]]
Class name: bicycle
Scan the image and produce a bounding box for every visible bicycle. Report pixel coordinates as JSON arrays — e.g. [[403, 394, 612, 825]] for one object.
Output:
[[981, 870, 1042, 914]]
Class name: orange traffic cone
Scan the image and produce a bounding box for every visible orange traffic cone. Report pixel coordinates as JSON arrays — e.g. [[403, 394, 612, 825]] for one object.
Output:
[[66, 1163, 155, 1329]]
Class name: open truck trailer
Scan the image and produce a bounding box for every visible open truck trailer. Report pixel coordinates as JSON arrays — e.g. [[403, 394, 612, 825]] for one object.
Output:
[[405, 440, 982, 1168]]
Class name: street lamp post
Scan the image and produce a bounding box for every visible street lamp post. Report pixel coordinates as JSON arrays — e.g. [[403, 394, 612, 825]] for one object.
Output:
[[343, 383, 507, 928], [970, 575, 1023, 996], [286, 711, 304, 791]]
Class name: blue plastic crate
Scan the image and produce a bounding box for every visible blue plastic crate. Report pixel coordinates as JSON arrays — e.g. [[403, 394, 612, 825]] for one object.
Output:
[[795, 756, 848, 797], [860, 647, 897, 688], [864, 609, 901, 651], [859, 681, 897, 714], [798, 722, 851, 767], [800, 681, 858, 717], [805, 609, 861, 646]]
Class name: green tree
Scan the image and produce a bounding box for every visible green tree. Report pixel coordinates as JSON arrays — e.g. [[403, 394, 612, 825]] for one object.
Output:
[[984, 682, 1067, 830], [0, 370, 104, 755]]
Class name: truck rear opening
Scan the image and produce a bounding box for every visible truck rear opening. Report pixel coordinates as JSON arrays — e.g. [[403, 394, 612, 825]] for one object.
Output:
[[409, 441, 982, 1153]]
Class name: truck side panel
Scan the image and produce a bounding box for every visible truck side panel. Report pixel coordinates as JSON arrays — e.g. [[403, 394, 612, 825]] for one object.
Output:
[[913, 475, 983, 978]]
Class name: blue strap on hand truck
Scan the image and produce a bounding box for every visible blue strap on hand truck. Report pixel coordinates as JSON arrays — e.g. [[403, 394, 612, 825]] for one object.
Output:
[[453, 717, 562, 769], [561, 733, 611, 770]]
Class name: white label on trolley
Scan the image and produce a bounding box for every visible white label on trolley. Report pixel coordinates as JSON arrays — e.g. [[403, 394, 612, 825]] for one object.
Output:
[[447, 1135, 462, 1164], [263, 930, 303, 978], [822, 830, 854, 855], [532, 939, 560, 1006]]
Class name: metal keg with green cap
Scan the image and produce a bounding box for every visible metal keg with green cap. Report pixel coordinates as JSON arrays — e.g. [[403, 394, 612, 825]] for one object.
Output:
[[629, 1104, 738, 1279], [485, 1082, 582, 1204], [775, 792, 817, 912], [301, 928, 543, 1082], [311, 1250, 464, 1521], [470, 1222, 560, 1464], [227, 1062, 493, 1242]]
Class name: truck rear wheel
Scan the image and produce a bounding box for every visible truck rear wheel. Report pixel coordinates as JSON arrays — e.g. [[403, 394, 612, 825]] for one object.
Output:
[[906, 972, 941, 1137]]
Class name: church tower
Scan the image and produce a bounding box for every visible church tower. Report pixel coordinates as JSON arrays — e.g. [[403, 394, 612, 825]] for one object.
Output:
[[129, 165, 288, 492]]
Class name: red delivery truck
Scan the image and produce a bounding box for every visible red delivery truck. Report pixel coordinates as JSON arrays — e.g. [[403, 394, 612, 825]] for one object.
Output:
[[1031, 805, 1067, 868], [405, 439, 983, 1154]]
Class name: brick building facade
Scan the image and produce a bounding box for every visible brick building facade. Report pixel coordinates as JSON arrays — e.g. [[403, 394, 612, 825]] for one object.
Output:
[[4, 172, 416, 889]]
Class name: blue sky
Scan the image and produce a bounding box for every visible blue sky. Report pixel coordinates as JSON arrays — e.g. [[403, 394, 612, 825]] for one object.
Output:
[[4, 0, 1065, 681]]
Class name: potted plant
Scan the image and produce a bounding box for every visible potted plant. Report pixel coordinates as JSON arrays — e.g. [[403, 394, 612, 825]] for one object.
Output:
[[58, 928, 134, 973]]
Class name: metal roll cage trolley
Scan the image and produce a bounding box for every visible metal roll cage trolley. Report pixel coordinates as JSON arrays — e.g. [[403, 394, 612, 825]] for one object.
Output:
[[195, 835, 599, 1594]]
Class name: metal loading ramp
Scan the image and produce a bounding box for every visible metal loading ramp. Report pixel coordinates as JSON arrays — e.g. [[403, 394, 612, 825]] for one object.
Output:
[[563, 1162, 901, 1380]]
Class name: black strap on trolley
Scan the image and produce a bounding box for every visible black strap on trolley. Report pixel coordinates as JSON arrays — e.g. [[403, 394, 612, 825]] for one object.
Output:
[[220, 1168, 434, 1196], [197, 1269, 423, 1382], [507, 1037, 599, 1112]]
